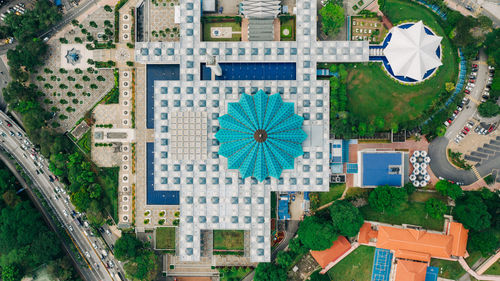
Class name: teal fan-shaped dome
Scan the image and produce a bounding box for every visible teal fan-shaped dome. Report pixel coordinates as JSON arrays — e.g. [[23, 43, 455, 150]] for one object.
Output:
[[215, 90, 307, 182]]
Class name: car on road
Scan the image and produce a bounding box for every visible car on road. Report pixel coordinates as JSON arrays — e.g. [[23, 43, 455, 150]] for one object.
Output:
[[62, 210, 68, 217], [6, 121, 11, 127], [105, 229, 111, 236], [85, 251, 90, 258], [68, 225, 73, 232], [9, 131, 14, 136]]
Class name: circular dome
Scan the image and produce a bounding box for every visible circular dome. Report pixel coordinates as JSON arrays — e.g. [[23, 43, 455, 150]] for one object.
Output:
[[216, 90, 307, 182], [383, 21, 442, 82]]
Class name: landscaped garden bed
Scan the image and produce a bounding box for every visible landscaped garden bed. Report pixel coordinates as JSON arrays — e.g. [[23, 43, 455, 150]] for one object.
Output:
[[202, 16, 242, 41], [310, 183, 346, 209], [280, 15, 295, 41], [430, 259, 465, 279], [213, 230, 244, 251]]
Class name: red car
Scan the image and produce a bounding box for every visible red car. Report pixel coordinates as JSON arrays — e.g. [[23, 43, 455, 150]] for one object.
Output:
[[464, 89, 470, 94], [462, 129, 469, 135], [488, 125, 495, 133], [6, 121, 11, 127], [472, 64, 478, 68], [464, 126, 470, 132], [469, 79, 475, 83]]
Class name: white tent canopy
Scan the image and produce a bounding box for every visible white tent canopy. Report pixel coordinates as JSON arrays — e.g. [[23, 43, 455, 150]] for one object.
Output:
[[383, 21, 442, 81], [241, 0, 281, 18]]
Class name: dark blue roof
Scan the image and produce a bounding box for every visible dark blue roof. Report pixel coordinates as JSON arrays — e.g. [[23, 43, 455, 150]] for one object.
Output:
[[362, 153, 403, 186], [147, 142, 179, 205], [425, 266, 439, 281], [146, 64, 180, 129]]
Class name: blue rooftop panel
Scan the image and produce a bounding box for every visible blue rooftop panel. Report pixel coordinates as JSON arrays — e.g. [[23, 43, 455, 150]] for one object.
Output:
[[425, 267, 439, 281], [146, 64, 180, 129], [362, 153, 403, 186], [201, 62, 296, 80], [146, 143, 179, 205], [278, 198, 290, 220]]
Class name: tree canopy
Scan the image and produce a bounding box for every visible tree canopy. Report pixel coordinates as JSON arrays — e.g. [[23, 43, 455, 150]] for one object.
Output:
[[477, 101, 500, 117], [425, 198, 447, 219], [254, 262, 287, 281], [368, 185, 408, 213], [435, 180, 464, 200], [468, 229, 499, 256], [329, 200, 364, 237], [319, 2, 344, 36], [114, 234, 144, 261], [115, 234, 160, 281], [453, 194, 491, 231], [298, 216, 338, 251]]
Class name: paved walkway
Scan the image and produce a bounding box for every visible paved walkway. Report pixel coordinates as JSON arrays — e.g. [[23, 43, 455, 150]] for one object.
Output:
[[458, 256, 500, 280], [476, 251, 500, 275]]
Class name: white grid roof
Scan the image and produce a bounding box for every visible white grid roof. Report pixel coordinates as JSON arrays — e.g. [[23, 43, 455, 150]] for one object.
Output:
[[137, 0, 370, 263]]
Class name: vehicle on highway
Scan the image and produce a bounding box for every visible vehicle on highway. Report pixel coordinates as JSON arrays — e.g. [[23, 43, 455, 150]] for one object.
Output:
[[62, 209, 68, 217], [68, 225, 73, 232], [48, 175, 55, 182], [9, 131, 14, 136], [85, 251, 90, 258]]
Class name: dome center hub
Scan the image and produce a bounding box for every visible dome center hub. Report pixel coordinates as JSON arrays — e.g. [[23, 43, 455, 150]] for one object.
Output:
[[254, 129, 268, 143]]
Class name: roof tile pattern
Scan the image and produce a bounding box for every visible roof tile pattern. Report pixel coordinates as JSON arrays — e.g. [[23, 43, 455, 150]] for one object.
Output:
[[394, 260, 428, 281], [216, 90, 307, 181]]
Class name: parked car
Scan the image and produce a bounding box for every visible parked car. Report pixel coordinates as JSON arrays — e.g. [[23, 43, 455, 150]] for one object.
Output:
[[488, 65, 495, 70], [472, 64, 478, 68], [444, 120, 450, 127], [474, 126, 481, 133], [469, 79, 475, 83], [464, 89, 470, 94], [463, 126, 470, 132], [467, 121, 474, 128], [488, 125, 495, 133]]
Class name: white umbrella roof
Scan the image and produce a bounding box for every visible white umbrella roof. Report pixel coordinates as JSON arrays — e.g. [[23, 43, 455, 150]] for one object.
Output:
[[384, 21, 443, 81]]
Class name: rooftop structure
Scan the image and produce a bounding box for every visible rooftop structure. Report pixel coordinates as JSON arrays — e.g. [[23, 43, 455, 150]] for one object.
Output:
[[310, 236, 351, 271], [383, 21, 442, 82], [394, 260, 428, 281], [357, 151, 408, 187], [135, 0, 371, 263], [216, 90, 307, 181]]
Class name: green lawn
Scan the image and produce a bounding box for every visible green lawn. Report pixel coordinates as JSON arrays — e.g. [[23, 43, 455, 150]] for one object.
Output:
[[409, 191, 446, 203], [202, 21, 241, 41], [213, 230, 244, 250], [430, 259, 466, 279], [311, 184, 346, 209], [156, 227, 176, 249], [98, 167, 119, 221], [280, 17, 295, 41], [344, 187, 371, 201], [484, 261, 500, 275], [327, 246, 375, 281], [346, 0, 458, 128], [360, 201, 445, 231], [77, 130, 91, 154]]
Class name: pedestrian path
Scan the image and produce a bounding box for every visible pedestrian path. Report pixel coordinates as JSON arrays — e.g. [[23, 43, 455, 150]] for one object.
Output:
[[471, 166, 481, 180]]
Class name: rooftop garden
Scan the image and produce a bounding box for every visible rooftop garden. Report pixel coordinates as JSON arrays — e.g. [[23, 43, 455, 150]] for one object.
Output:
[[156, 227, 176, 249], [202, 16, 242, 41], [213, 230, 245, 251]]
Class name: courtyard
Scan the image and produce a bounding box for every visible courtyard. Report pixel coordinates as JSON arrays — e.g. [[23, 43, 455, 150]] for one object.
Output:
[[213, 230, 245, 251], [202, 17, 242, 41]]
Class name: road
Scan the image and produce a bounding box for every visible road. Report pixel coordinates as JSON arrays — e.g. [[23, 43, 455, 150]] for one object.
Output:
[[445, 50, 489, 140], [0, 110, 123, 281]]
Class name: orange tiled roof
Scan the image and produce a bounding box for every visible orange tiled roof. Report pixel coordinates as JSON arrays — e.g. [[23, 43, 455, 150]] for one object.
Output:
[[310, 236, 351, 268], [448, 222, 469, 257], [358, 222, 378, 244], [394, 260, 427, 281], [395, 249, 431, 263], [376, 226, 453, 259]]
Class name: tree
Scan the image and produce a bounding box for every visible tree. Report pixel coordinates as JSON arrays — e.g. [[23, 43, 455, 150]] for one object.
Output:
[[254, 263, 287, 281], [114, 234, 143, 261], [403, 182, 416, 195], [1, 264, 22, 281], [309, 270, 331, 281], [368, 185, 408, 213], [453, 194, 491, 231], [329, 200, 364, 237], [445, 82, 455, 93], [468, 230, 498, 256], [478, 101, 500, 117], [288, 237, 307, 254], [47, 257, 76, 281], [435, 180, 463, 200], [298, 216, 338, 251], [319, 2, 344, 36], [425, 198, 447, 219], [275, 251, 294, 267]]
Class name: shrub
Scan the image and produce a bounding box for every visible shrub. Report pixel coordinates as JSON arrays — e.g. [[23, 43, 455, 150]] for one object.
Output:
[[59, 37, 68, 43], [104, 5, 113, 12]]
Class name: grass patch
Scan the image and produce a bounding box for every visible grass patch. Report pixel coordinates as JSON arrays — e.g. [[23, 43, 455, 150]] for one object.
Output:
[[202, 21, 241, 41], [156, 227, 176, 249], [360, 201, 445, 231], [280, 16, 295, 41], [430, 259, 466, 279], [409, 191, 446, 203], [219, 267, 252, 281], [98, 167, 119, 221], [484, 261, 500, 275], [344, 187, 371, 201], [213, 230, 244, 250], [76, 130, 91, 154], [310, 184, 346, 209], [347, 0, 458, 128], [327, 245, 375, 281], [465, 250, 482, 268]]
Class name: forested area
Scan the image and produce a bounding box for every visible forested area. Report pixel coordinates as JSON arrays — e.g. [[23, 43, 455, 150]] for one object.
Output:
[[114, 234, 160, 281], [1, 0, 118, 226], [0, 164, 80, 281]]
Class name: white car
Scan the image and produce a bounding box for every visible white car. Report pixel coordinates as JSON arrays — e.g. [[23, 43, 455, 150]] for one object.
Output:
[[62, 210, 68, 217], [467, 82, 475, 87], [68, 225, 73, 232], [489, 66, 495, 70], [85, 251, 90, 258], [454, 138, 460, 143]]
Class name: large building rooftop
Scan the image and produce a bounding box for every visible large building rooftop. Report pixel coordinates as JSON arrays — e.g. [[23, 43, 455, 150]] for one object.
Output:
[[136, 0, 370, 263]]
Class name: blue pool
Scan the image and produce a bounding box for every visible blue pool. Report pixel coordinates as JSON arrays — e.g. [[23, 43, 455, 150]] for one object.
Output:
[[147, 142, 179, 205], [362, 152, 403, 187], [146, 64, 180, 129], [201, 62, 296, 80]]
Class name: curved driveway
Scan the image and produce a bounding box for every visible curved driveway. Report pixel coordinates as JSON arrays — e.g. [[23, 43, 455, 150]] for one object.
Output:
[[428, 137, 477, 185]]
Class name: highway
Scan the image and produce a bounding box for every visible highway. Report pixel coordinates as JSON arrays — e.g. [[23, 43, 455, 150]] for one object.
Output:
[[0, 110, 123, 281]]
